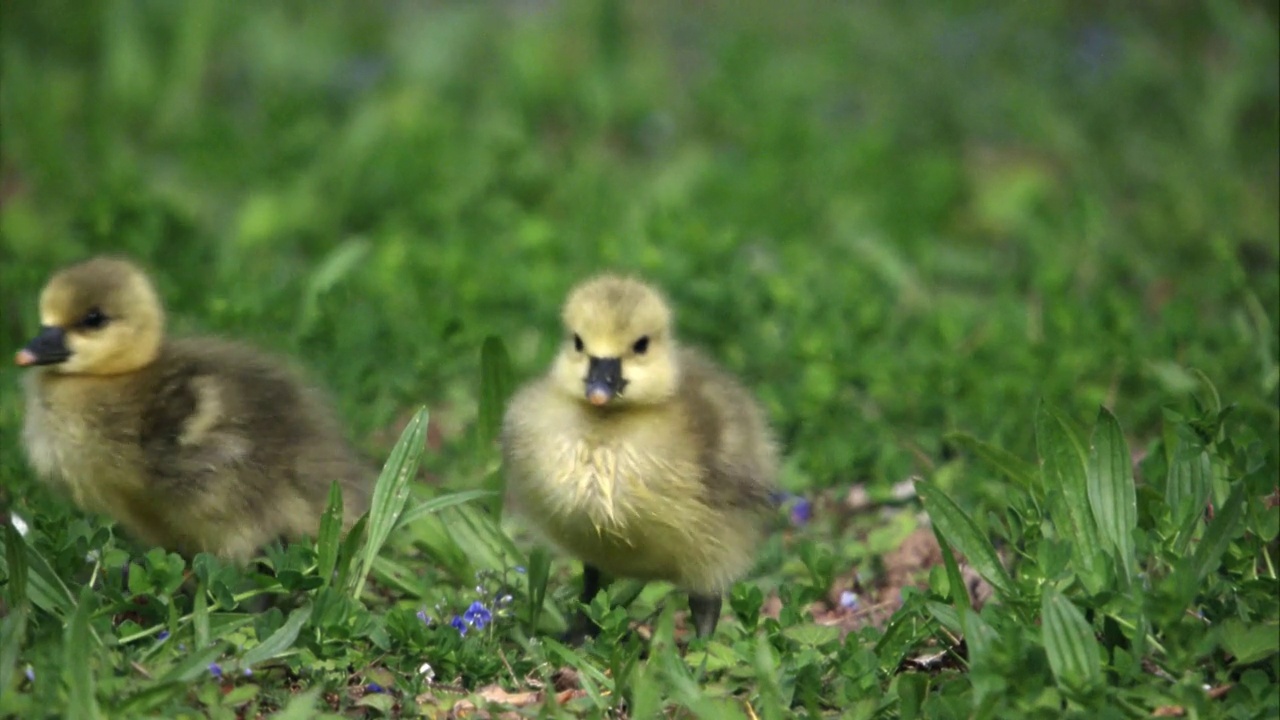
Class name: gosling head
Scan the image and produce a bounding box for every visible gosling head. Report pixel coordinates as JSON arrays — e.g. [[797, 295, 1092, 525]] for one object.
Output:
[[15, 256, 165, 375], [551, 274, 679, 408]]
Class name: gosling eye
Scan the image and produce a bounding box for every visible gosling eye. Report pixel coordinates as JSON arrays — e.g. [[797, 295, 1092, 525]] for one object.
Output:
[[573, 333, 584, 352], [78, 307, 110, 330], [632, 336, 650, 354]]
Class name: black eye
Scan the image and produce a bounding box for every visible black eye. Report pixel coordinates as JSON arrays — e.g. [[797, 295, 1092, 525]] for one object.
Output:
[[573, 334, 584, 352], [632, 336, 649, 354], [79, 307, 109, 330]]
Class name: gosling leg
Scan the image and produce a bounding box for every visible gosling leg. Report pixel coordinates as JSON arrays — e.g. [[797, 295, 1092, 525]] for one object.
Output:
[[560, 563, 603, 645], [688, 593, 722, 639]]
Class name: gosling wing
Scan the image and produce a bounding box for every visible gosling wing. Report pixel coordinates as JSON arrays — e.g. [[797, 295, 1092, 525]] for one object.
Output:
[[137, 348, 256, 494], [677, 349, 779, 511]]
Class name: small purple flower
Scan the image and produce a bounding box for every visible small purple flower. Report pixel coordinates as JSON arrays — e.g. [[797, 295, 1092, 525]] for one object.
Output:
[[24, 665, 34, 683], [839, 591, 859, 610], [450, 615, 468, 636], [156, 630, 170, 641], [366, 682, 385, 694], [243, 668, 253, 677], [789, 498, 812, 526], [208, 663, 223, 678], [514, 566, 526, 574], [417, 609, 431, 624], [463, 600, 492, 630]]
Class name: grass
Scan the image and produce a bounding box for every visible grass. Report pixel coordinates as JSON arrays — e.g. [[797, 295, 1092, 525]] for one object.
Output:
[[1, 0, 1277, 717]]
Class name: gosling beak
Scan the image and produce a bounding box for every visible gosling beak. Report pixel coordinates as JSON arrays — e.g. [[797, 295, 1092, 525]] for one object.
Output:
[[15, 326, 71, 367], [585, 356, 626, 406]]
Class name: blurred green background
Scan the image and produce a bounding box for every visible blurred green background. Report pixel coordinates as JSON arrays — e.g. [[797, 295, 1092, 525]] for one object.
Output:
[[1, 1, 1277, 715], [2, 0, 1276, 506]]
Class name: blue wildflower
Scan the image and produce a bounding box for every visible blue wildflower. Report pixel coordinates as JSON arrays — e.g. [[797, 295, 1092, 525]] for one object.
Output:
[[243, 668, 253, 677], [839, 590, 859, 610], [417, 609, 431, 624], [208, 663, 223, 679], [768, 491, 813, 525], [23, 665, 34, 683], [450, 615, 468, 636], [514, 566, 526, 574], [366, 682, 385, 694], [789, 498, 812, 526], [463, 600, 492, 630], [156, 630, 170, 641]]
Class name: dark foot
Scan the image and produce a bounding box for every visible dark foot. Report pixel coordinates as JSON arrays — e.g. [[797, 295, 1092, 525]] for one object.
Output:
[[688, 593, 722, 639], [558, 564, 604, 645], [240, 593, 274, 614], [558, 612, 602, 645]]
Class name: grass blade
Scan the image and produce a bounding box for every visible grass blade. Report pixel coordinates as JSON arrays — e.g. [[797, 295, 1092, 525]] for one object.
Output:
[[294, 238, 370, 340], [1036, 401, 1106, 593], [658, 642, 749, 719], [1041, 587, 1102, 694], [959, 607, 996, 674], [0, 528, 75, 618], [316, 481, 344, 589], [3, 522, 27, 611], [477, 335, 513, 516], [270, 687, 323, 720], [451, 503, 524, 566], [1087, 406, 1138, 583], [193, 576, 210, 650], [113, 682, 195, 717], [626, 660, 663, 720], [369, 555, 431, 596], [1192, 481, 1247, 582], [65, 587, 102, 720], [524, 546, 552, 635], [945, 431, 1039, 492], [27, 542, 78, 618], [753, 634, 788, 720], [1167, 435, 1211, 550], [915, 479, 1013, 598], [475, 335, 514, 450], [925, 601, 962, 635], [897, 672, 928, 720], [402, 511, 473, 580], [333, 514, 368, 592], [157, 642, 226, 683], [0, 603, 27, 707], [240, 605, 313, 668], [932, 524, 972, 612], [394, 489, 495, 529], [351, 406, 428, 600], [543, 638, 612, 709]]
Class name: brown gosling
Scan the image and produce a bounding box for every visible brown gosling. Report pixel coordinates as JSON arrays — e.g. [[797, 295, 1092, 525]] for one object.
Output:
[[500, 274, 779, 642], [14, 256, 373, 563]]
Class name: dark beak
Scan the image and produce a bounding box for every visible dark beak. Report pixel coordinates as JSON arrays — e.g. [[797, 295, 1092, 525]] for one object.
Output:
[[15, 326, 70, 367], [585, 356, 626, 405]]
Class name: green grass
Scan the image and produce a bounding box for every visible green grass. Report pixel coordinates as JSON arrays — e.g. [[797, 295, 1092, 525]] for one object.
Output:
[[1, 0, 1277, 717]]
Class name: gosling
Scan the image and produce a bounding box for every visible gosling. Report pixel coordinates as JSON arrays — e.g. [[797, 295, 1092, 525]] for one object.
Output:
[[14, 256, 373, 563], [501, 274, 779, 641]]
